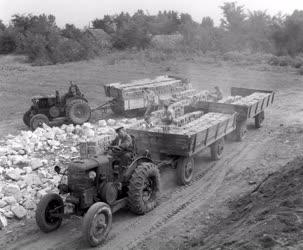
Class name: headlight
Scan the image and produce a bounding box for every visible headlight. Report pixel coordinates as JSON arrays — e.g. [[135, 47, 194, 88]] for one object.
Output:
[[88, 171, 96, 180]]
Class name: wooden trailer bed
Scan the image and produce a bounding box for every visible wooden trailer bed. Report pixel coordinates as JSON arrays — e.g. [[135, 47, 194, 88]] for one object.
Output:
[[127, 112, 237, 159], [192, 87, 275, 141]]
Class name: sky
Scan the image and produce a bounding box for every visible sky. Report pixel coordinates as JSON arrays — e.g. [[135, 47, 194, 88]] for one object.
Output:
[[1, 0, 303, 28]]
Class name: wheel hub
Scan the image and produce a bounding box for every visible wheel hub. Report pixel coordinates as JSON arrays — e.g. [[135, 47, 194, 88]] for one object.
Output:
[[185, 161, 193, 179], [92, 213, 107, 238]]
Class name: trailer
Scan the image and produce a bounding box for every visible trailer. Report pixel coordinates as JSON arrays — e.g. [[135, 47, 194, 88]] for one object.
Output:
[[127, 107, 237, 185], [103, 75, 191, 116], [191, 87, 275, 141]]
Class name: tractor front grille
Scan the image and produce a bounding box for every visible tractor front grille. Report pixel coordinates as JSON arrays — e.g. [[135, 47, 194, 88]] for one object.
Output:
[[68, 170, 94, 192]]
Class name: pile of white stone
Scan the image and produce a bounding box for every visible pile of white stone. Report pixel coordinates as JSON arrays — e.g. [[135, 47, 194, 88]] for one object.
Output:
[[218, 92, 270, 106], [0, 118, 142, 229]]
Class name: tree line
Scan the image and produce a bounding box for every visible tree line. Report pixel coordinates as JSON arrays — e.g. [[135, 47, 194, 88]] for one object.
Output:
[[1, 2, 303, 65]]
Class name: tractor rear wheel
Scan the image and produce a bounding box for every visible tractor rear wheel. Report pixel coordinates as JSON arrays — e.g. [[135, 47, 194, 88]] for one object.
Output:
[[210, 138, 225, 160], [35, 193, 64, 233], [30, 114, 49, 131], [127, 162, 160, 215], [82, 202, 112, 247], [66, 99, 91, 124], [176, 157, 194, 185], [23, 110, 31, 127]]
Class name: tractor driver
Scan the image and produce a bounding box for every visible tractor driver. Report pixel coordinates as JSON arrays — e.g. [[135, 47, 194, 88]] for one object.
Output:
[[109, 127, 134, 166]]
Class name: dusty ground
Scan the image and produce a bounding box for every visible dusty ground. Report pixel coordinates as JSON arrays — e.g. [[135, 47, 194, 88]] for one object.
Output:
[[0, 53, 303, 249]]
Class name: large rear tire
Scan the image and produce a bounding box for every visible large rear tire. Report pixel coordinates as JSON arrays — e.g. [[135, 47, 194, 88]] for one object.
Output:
[[30, 114, 49, 131], [82, 202, 112, 247], [23, 110, 31, 127], [176, 157, 194, 185], [35, 193, 64, 233], [127, 162, 160, 215], [66, 99, 91, 124]]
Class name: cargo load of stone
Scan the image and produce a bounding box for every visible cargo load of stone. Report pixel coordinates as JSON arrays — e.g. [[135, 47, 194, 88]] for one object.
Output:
[[218, 92, 270, 105], [127, 109, 237, 158], [104, 75, 192, 112], [0, 118, 143, 226], [138, 112, 231, 135]]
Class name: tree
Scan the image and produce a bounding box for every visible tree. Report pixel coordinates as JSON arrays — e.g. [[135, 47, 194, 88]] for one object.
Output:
[[61, 24, 82, 40], [220, 2, 246, 32], [201, 17, 214, 28], [246, 10, 272, 51], [0, 20, 6, 31]]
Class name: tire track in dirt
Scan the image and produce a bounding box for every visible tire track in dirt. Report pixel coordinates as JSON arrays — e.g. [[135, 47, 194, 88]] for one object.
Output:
[[4, 129, 271, 250], [102, 132, 270, 250]]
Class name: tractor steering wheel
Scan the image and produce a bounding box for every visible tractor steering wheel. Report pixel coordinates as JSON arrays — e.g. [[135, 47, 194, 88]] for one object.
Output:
[[108, 145, 123, 152]]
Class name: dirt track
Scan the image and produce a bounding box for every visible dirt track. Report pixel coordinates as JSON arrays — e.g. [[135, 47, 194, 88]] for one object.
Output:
[[1, 54, 303, 249]]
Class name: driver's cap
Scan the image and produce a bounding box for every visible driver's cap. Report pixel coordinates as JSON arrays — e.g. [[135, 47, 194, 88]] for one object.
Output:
[[115, 126, 124, 132]]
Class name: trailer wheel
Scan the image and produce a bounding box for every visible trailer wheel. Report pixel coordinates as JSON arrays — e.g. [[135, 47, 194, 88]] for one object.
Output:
[[35, 193, 64, 233], [177, 157, 194, 185], [127, 162, 160, 215], [30, 114, 49, 131], [235, 121, 247, 141], [255, 111, 265, 129], [82, 202, 112, 247], [210, 138, 225, 160]]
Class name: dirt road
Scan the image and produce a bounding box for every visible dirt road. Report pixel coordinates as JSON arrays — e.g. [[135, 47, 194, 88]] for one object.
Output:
[[0, 54, 303, 249]]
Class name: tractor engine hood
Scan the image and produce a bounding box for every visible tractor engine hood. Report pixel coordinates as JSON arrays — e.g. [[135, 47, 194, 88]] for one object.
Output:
[[68, 155, 109, 171]]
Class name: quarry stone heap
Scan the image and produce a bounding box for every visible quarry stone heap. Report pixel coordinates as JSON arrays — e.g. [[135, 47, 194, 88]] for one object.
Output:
[[0, 118, 143, 228]]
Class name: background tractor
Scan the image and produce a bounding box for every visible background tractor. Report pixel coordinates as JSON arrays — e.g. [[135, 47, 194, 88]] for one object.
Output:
[[35, 141, 160, 247], [23, 83, 91, 130]]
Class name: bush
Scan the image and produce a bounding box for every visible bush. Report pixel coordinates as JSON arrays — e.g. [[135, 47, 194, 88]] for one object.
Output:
[[0, 31, 17, 54], [267, 55, 301, 67]]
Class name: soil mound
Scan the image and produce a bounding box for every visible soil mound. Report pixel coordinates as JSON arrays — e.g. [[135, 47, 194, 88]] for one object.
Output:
[[189, 157, 303, 249]]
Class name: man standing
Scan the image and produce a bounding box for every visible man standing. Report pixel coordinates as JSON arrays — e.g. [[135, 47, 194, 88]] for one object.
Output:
[[209, 86, 223, 102], [143, 88, 158, 121], [161, 102, 174, 125]]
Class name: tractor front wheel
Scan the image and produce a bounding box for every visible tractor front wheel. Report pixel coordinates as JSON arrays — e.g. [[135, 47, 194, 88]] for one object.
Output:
[[35, 193, 64, 233], [23, 110, 32, 127], [176, 157, 194, 185], [82, 202, 112, 247], [128, 162, 160, 215], [30, 114, 49, 131]]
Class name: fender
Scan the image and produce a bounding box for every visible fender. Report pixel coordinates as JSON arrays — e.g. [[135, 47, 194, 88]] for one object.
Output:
[[123, 156, 153, 182]]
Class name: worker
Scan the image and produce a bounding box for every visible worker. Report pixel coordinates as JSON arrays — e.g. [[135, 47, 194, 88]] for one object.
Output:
[[144, 115, 154, 128], [161, 102, 174, 125], [143, 88, 158, 121], [109, 127, 134, 165], [63, 82, 82, 103], [209, 86, 223, 102]]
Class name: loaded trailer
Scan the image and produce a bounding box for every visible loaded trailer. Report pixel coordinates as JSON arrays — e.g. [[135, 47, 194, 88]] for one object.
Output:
[[192, 87, 275, 141], [103, 75, 191, 116], [127, 106, 237, 185]]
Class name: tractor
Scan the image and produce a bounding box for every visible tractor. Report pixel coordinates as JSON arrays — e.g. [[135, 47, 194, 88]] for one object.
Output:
[[35, 140, 160, 247], [23, 83, 91, 130]]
